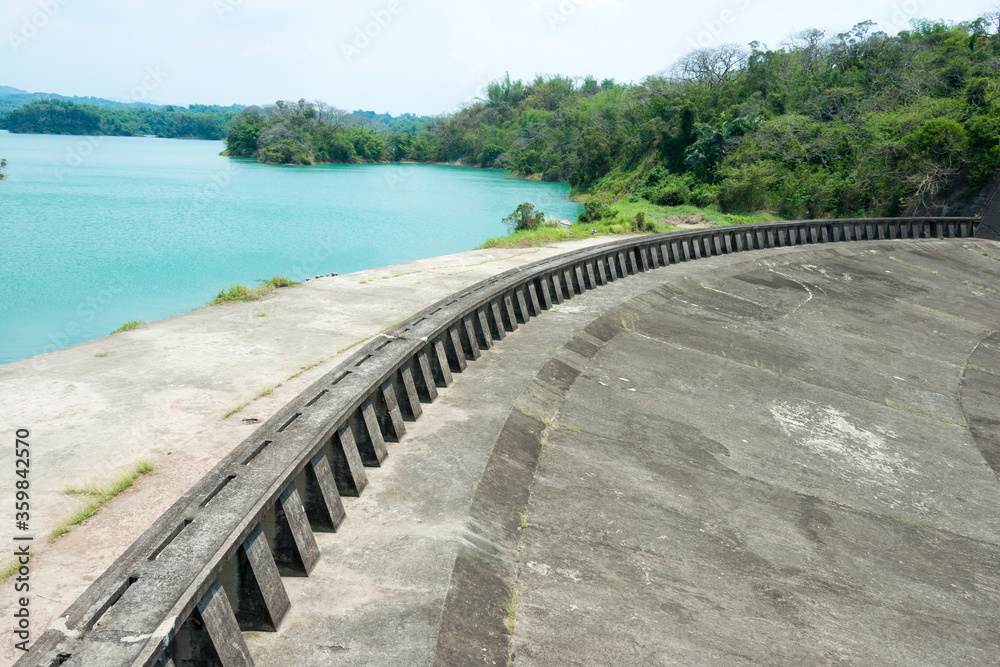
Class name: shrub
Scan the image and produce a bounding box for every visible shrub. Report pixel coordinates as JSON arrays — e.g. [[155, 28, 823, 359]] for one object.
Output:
[[578, 198, 618, 223], [502, 203, 545, 232]]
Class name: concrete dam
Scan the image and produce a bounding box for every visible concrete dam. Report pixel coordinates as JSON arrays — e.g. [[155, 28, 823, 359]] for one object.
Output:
[[10, 216, 1000, 666]]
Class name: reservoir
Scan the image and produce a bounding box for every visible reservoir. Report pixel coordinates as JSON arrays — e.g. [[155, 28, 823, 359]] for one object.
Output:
[[0, 131, 581, 365]]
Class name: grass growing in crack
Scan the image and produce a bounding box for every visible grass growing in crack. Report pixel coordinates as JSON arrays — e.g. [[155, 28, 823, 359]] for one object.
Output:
[[965, 363, 999, 377], [888, 257, 938, 275], [94, 350, 108, 357], [221, 402, 250, 420], [337, 335, 374, 355], [962, 281, 998, 295], [110, 320, 144, 335], [0, 554, 33, 584], [736, 355, 784, 375], [254, 383, 281, 400], [221, 383, 284, 420], [520, 513, 528, 529], [971, 247, 1000, 262], [883, 399, 968, 428], [50, 459, 155, 542], [503, 589, 519, 634], [896, 300, 986, 329], [209, 275, 299, 306], [620, 314, 640, 332], [288, 360, 322, 381]]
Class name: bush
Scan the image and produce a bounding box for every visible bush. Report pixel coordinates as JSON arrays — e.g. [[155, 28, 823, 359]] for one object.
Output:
[[638, 168, 694, 205], [578, 198, 618, 223], [634, 211, 656, 232], [503, 203, 545, 232]]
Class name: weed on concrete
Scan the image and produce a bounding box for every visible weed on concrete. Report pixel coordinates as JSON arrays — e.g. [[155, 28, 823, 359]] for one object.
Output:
[[209, 275, 299, 305], [883, 399, 968, 428], [110, 321, 145, 335], [50, 459, 156, 542]]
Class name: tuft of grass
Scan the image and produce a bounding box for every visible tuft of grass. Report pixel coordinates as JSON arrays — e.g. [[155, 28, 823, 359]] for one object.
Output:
[[209, 275, 299, 305], [883, 399, 968, 428], [888, 256, 938, 275], [221, 382, 288, 420], [337, 336, 374, 355], [254, 383, 282, 400], [288, 360, 322, 381], [221, 402, 249, 420], [256, 311, 267, 317], [111, 321, 144, 335], [50, 459, 156, 542], [0, 554, 33, 583], [963, 281, 998, 295], [267, 275, 297, 288], [480, 226, 578, 249], [94, 350, 108, 357], [503, 589, 519, 634], [621, 314, 640, 332]]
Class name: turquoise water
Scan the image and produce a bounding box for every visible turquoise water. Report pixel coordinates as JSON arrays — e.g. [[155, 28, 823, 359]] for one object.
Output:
[[0, 131, 581, 365]]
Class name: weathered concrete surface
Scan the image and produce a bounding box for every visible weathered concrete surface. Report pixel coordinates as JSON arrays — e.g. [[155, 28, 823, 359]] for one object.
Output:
[[0, 237, 622, 667], [240, 239, 1000, 666]]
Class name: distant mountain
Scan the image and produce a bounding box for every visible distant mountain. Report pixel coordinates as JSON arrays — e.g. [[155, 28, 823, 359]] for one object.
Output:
[[1, 89, 162, 111]]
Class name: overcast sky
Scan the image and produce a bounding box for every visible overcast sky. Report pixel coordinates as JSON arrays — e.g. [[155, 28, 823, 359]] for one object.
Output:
[[1, 0, 996, 115]]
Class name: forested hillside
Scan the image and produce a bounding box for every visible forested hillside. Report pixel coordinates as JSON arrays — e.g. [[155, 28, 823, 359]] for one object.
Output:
[[1, 99, 241, 140], [416, 18, 1000, 218], [223, 17, 1000, 219]]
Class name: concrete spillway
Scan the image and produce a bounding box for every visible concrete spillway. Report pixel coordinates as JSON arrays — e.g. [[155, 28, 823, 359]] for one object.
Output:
[[245, 238, 1000, 666], [7, 220, 999, 666]]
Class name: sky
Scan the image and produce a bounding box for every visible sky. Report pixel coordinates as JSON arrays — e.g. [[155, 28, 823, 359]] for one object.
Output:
[[1, 0, 997, 116]]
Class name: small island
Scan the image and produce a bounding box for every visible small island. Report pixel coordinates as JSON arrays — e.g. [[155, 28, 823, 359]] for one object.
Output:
[[223, 99, 425, 165]]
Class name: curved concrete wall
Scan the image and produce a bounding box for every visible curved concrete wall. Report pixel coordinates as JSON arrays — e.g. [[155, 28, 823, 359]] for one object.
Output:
[[16, 217, 981, 667]]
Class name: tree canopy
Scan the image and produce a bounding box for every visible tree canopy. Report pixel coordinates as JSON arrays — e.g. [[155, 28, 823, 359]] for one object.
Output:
[[406, 16, 1000, 218], [1, 98, 238, 139]]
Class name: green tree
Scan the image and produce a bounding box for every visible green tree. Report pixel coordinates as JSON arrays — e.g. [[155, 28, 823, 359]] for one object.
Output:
[[503, 203, 545, 232]]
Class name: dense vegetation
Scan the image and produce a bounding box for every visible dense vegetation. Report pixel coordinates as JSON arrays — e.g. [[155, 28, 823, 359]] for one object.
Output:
[[1, 99, 241, 139], [414, 17, 1000, 219], [222, 16, 1000, 219], [223, 99, 429, 164]]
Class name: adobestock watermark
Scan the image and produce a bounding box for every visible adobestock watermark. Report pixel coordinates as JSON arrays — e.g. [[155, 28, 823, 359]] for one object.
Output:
[[341, 0, 404, 63], [50, 65, 168, 182], [214, 0, 242, 21], [883, 0, 927, 31], [30, 275, 129, 371], [7, 0, 72, 53], [383, 163, 418, 191], [291, 230, 342, 280], [685, 0, 752, 51], [184, 161, 244, 220], [545, 0, 589, 30]]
